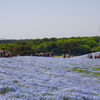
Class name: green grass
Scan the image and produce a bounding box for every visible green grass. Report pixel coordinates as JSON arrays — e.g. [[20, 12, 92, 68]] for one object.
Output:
[[73, 68, 90, 74], [53, 55, 62, 58], [92, 68, 100, 71], [72, 67, 100, 79]]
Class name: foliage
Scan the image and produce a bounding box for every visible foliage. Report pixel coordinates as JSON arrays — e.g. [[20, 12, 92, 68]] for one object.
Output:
[[0, 36, 100, 56]]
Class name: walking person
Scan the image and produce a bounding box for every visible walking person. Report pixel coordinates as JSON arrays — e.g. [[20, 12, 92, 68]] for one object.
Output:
[[0, 49, 2, 57], [7, 50, 11, 57], [2, 48, 5, 57]]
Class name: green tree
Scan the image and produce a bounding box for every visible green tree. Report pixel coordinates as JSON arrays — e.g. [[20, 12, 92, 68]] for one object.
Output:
[[61, 42, 70, 53], [55, 39, 67, 54], [85, 39, 97, 48], [36, 44, 45, 53], [81, 45, 91, 54]]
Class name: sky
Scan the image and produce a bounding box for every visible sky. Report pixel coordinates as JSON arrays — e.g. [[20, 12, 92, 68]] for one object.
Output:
[[0, 0, 100, 39]]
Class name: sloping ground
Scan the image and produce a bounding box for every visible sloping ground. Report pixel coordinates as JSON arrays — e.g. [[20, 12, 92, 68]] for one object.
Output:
[[0, 54, 100, 100]]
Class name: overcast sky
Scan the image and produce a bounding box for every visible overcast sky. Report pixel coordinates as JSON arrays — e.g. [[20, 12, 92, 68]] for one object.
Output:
[[0, 0, 100, 39]]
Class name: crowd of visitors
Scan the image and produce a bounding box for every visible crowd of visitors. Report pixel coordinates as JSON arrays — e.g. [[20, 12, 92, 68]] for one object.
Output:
[[0, 48, 11, 57], [87, 53, 100, 59], [39, 53, 54, 57], [63, 53, 73, 58]]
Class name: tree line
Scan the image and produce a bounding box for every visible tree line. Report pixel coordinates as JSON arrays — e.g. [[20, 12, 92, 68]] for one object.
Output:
[[0, 36, 100, 56]]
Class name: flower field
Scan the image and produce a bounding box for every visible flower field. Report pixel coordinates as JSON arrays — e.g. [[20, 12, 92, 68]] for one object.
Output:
[[0, 53, 100, 100]]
